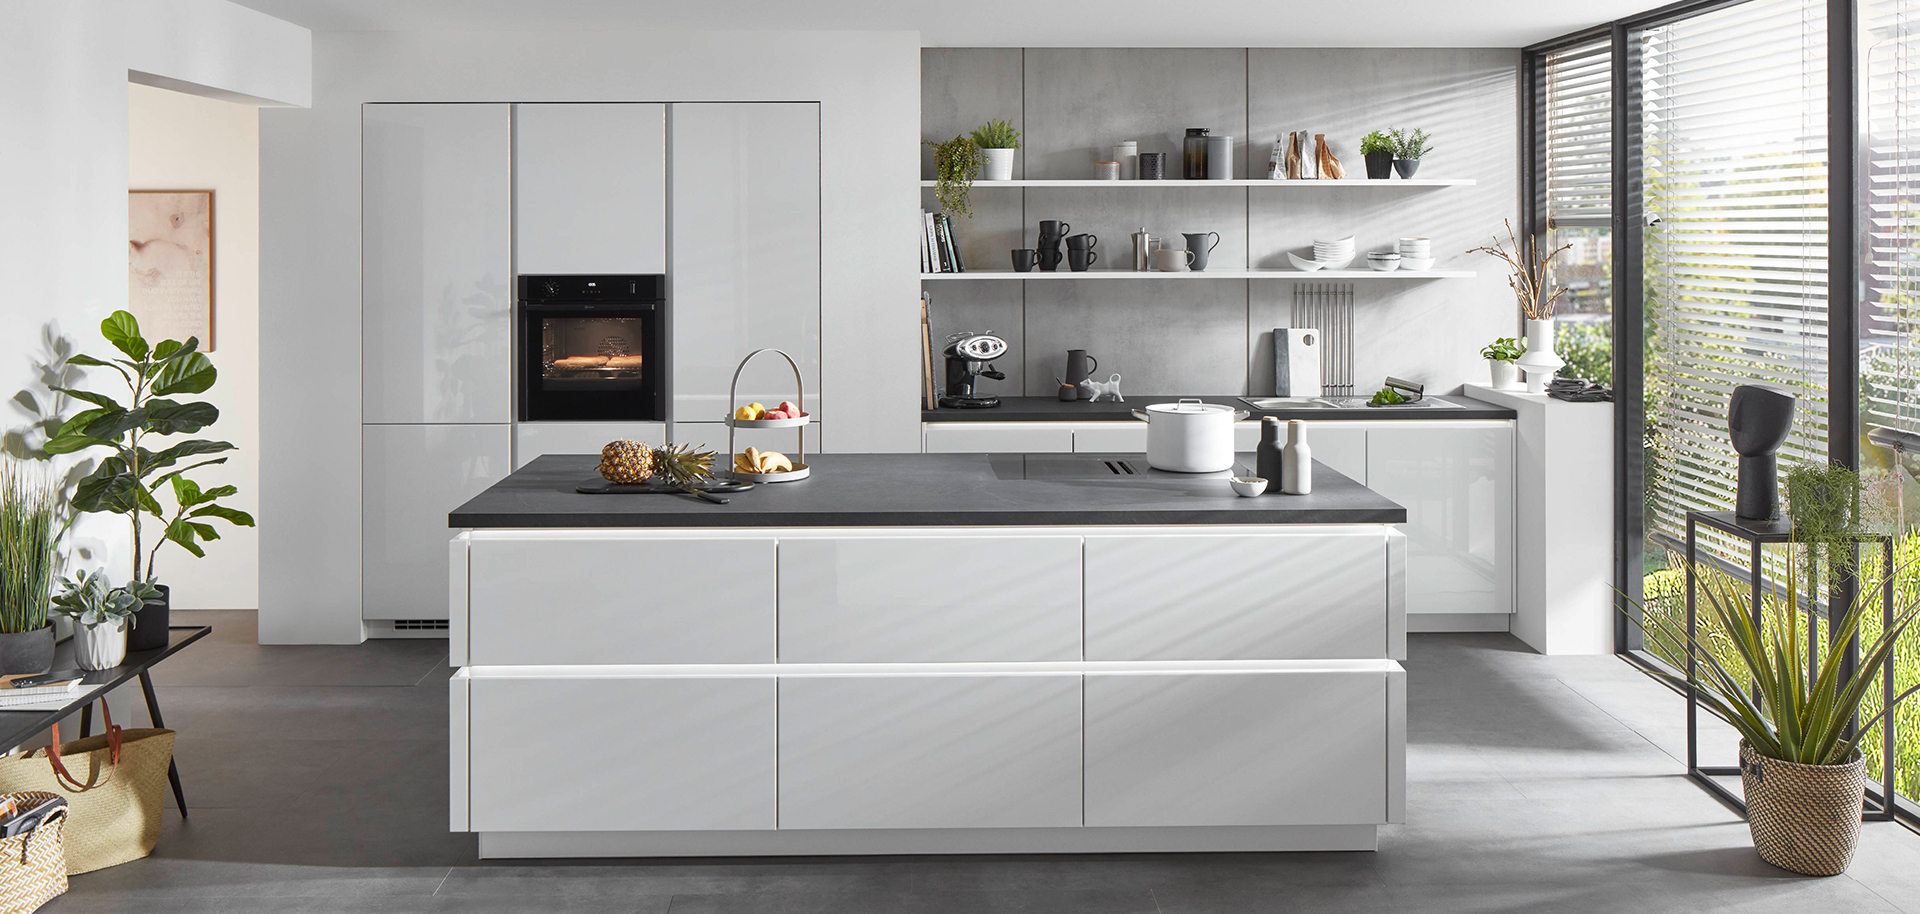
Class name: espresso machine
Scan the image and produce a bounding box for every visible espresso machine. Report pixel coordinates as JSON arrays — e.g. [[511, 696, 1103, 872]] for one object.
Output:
[[938, 332, 1008, 409]]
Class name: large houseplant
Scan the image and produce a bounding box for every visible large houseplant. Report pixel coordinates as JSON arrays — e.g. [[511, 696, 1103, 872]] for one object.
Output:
[[45, 311, 253, 650], [0, 460, 60, 674]]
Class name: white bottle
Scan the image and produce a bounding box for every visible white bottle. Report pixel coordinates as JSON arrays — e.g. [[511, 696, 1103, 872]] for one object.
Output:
[[1281, 419, 1312, 495]]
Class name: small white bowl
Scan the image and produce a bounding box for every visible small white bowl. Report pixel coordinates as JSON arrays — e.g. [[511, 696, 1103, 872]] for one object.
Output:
[[1368, 257, 1400, 272], [1288, 252, 1325, 272], [1230, 476, 1269, 497], [1400, 256, 1436, 272]]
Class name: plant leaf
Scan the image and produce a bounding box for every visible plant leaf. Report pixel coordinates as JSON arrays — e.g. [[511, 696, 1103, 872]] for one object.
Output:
[[170, 474, 202, 508], [188, 522, 219, 541], [43, 432, 112, 456], [73, 461, 143, 515], [188, 504, 254, 526], [142, 439, 235, 472], [101, 311, 149, 361], [151, 352, 216, 396], [50, 387, 124, 411], [150, 457, 228, 491], [140, 399, 218, 435], [162, 519, 206, 558]]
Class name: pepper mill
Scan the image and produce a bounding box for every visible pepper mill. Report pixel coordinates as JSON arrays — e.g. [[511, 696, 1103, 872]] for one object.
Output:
[[1256, 417, 1285, 491], [1282, 419, 1313, 495]]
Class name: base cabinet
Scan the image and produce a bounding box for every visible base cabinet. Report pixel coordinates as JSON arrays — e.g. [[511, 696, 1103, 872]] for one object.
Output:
[[1084, 670, 1393, 827], [1366, 424, 1514, 615]]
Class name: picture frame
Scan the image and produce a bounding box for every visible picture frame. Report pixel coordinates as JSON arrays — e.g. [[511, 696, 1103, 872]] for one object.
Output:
[[128, 189, 214, 351]]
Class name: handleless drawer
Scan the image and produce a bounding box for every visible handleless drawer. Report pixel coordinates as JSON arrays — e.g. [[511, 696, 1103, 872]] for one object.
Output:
[[778, 536, 1082, 661], [923, 423, 1074, 454], [466, 535, 775, 664]]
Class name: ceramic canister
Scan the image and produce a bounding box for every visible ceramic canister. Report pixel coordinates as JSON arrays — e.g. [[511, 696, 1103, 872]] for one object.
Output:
[[1206, 135, 1232, 180], [1112, 141, 1138, 179]]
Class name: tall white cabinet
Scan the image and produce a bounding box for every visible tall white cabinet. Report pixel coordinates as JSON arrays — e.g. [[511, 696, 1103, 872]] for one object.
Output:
[[512, 103, 667, 274], [362, 104, 513, 624], [669, 103, 822, 439]]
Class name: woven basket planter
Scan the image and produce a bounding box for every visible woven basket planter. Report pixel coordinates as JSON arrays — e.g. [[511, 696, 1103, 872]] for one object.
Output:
[[1740, 741, 1866, 876]]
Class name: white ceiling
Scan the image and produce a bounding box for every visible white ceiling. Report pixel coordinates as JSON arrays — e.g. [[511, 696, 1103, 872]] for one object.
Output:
[[229, 0, 1652, 48]]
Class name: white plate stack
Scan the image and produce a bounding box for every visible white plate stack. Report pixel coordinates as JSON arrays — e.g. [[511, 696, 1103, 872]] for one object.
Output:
[[1311, 236, 1355, 270], [1398, 237, 1434, 272]]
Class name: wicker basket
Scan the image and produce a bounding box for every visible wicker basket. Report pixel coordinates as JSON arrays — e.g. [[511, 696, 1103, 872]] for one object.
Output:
[[1740, 741, 1866, 876], [0, 792, 68, 914]]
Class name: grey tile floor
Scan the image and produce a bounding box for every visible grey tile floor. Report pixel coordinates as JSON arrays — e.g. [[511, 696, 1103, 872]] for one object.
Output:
[[42, 611, 1920, 913]]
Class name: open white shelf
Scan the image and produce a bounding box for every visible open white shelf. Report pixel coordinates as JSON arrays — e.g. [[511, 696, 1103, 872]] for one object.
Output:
[[921, 269, 1476, 280], [919, 178, 1476, 188]]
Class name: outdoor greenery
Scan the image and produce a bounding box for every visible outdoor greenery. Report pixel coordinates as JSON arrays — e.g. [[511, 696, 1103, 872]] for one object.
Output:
[[926, 136, 980, 218], [51, 568, 158, 628], [968, 119, 1021, 150], [1359, 130, 1395, 155], [43, 311, 254, 585], [0, 459, 59, 634], [1557, 320, 1612, 384]]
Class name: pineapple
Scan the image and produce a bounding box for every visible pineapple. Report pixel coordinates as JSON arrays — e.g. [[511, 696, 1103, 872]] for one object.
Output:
[[653, 442, 717, 488], [597, 440, 655, 484]]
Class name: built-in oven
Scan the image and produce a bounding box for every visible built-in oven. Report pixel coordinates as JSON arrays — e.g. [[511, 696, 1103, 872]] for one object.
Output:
[[518, 274, 666, 422]]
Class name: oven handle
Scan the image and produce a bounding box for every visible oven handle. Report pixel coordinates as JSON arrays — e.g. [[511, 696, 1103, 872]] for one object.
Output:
[[520, 301, 659, 313]]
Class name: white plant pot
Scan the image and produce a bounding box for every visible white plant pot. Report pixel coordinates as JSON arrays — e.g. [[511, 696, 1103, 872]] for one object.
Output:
[[1514, 317, 1566, 394], [1488, 359, 1519, 390], [980, 147, 1016, 181], [74, 618, 128, 671]]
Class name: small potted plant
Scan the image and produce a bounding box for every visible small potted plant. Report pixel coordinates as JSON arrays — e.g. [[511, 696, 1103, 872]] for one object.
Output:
[[1479, 337, 1525, 390], [925, 135, 981, 218], [1359, 130, 1395, 180], [969, 119, 1021, 182], [1389, 127, 1433, 178], [1471, 220, 1571, 393], [0, 460, 60, 675], [51, 569, 158, 671]]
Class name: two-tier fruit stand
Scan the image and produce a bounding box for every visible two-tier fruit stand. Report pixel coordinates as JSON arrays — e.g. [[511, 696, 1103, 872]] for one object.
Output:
[[724, 348, 811, 483]]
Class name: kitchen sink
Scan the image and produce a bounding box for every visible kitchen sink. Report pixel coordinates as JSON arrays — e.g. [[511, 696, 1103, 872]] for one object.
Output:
[[1239, 397, 1345, 410], [1240, 396, 1465, 410]]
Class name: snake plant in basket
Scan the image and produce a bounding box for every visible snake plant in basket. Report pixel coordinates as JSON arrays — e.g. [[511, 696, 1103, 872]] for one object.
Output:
[[1627, 528, 1920, 875]]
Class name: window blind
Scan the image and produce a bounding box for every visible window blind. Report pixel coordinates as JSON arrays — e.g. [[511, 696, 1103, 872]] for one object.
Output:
[[1864, 0, 1920, 444], [1542, 37, 1614, 228], [1641, 0, 1830, 549]]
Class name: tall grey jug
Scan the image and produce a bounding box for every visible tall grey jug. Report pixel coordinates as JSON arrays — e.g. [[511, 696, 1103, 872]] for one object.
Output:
[[1182, 232, 1220, 272], [1065, 350, 1099, 399]]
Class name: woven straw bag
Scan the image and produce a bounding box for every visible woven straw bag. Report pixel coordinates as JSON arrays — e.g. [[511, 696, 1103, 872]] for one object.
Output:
[[0, 702, 174, 874], [0, 792, 69, 913], [1740, 741, 1867, 876]]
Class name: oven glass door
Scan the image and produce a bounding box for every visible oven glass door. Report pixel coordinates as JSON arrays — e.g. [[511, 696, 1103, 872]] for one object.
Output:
[[522, 305, 663, 420]]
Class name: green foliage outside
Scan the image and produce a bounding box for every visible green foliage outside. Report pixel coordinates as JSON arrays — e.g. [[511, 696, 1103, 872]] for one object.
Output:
[[1556, 320, 1612, 385]]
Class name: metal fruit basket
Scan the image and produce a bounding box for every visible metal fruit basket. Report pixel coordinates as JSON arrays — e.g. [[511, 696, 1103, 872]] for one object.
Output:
[[724, 348, 810, 483]]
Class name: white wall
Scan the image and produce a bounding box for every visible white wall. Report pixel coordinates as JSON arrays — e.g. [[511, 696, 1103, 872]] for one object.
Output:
[[127, 82, 261, 609], [259, 30, 921, 643], [0, 1, 307, 589]]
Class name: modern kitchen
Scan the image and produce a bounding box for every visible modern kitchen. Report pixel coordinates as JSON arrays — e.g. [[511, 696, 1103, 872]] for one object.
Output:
[[5, 0, 1920, 910]]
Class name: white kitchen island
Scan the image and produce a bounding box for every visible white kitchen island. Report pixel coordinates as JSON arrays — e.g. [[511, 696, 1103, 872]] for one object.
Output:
[[447, 453, 1407, 857]]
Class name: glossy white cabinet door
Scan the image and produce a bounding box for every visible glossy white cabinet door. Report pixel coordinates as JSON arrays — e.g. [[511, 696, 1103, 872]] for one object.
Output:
[[1085, 671, 1388, 827], [778, 536, 1081, 661], [1308, 423, 1368, 485], [469, 676, 776, 831], [923, 423, 1074, 454], [513, 103, 666, 274], [362, 104, 511, 424], [467, 536, 775, 665], [778, 674, 1082, 829], [670, 103, 821, 421], [1366, 423, 1515, 615], [1073, 423, 1149, 453], [513, 421, 666, 469], [363, 424, 510, 621], [1084, 533, 1389, 660]]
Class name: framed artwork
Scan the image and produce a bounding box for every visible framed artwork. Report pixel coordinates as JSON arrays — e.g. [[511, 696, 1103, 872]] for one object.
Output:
[[128, 190, 214, 351]]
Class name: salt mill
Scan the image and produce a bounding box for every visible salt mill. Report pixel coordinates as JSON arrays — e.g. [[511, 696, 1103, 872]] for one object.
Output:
[[1132, 228, 1155, 272]]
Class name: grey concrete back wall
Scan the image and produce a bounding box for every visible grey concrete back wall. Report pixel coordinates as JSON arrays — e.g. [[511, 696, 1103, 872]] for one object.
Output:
[[921, 47, 1521, 399]]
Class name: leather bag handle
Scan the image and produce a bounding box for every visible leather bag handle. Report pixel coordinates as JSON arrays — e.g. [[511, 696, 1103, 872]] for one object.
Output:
[[46, 701, 121, 793]]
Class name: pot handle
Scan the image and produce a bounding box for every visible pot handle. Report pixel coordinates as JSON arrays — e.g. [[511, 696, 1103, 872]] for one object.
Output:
[[1232, 410, 1250, 421], [1131, 409, 1151, 422]]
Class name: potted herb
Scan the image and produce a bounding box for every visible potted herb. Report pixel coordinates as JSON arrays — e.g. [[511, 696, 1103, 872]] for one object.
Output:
[[1479, 337, 1526, 390], [1470, 220, 1572, 393], [0, 460, 60, 675], [969, 119, 1021, 182], [51, 569, 157, 671], [1388, 127, 1433, 178], [1359, 130, 1395, 180], [45, 311, 254, 650], [926, 135, 981, 218]]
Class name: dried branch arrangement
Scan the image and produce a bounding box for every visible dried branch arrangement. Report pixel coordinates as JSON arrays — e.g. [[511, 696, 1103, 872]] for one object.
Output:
[[1469, 219, 1571, 321]]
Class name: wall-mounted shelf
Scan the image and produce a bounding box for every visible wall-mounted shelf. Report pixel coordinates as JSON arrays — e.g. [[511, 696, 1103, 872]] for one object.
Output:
[[918, 178, 1477, 188], [921, 270, 1476, 281]]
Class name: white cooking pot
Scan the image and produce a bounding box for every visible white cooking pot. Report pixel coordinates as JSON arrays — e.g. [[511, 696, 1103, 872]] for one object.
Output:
[[1131, 399, 1249, 473]]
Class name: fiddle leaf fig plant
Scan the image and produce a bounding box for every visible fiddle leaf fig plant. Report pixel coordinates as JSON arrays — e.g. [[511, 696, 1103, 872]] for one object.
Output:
[[44, 310, 254, 584]]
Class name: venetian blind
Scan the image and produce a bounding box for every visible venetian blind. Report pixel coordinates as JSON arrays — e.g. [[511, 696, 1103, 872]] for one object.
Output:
[[1543, 37, 1614, 228], [1641, 0, 1830, 547], [1864, 0, 1920, 445]]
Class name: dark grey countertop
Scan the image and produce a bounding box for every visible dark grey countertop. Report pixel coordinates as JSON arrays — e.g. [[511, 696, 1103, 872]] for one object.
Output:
[[921, 394, 1514, 422], [450, 453, 1406, 529]]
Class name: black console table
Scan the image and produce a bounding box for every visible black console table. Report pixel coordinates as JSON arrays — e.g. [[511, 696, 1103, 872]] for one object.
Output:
[[1683, 511, 1896, 821], [0, 625, 209, 817]]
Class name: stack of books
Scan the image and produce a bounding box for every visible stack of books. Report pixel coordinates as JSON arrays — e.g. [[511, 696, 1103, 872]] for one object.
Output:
[[0, 674, 82, 709], [920, 211, 966, 274]]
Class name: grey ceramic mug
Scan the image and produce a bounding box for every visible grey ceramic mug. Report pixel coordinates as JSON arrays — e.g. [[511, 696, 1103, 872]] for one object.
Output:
[[1011, 249, 1039, 272]]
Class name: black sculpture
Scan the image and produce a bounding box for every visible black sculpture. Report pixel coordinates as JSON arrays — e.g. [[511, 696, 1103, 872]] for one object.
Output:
[[1728, 384, 1797, 520]]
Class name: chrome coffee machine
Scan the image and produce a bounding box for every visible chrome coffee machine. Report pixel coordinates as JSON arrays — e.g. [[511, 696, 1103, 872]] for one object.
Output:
[[938, 332, 1008, 409]]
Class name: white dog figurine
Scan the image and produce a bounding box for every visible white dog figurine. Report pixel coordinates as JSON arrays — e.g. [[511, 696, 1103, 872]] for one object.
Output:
[[1081, 373, 1124, 403]]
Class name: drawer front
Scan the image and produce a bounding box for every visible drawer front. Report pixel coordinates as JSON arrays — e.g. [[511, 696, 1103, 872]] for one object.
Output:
[[1084, 533, 1388, 660], [469, 677, 776, 831], [1085, 671, 1388, 827], [779, 536, 1081, 661], [1366, 424, 1514, 615], [923, 423, 1073, 453], [1073, 423, 1149, 453], [467, 537, 775, 664], [778, 674, 1082, 829]]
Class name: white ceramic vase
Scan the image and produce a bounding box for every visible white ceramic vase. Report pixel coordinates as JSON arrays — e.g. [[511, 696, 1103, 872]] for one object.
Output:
[[1488, 359, 1519, 390], [1514, 317, 1566, 394], [980, 147, 1016, 181], [74, 618, 128, 671]]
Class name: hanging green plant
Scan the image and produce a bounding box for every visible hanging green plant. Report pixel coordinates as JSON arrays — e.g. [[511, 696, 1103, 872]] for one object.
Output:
[[926, 136, 981, 218], [1785, 462, 1864, 580]]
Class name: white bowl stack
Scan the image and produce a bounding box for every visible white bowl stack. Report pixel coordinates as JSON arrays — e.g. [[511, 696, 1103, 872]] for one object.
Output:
[[1366, 251, 1402, 272], [1311, 236, 1356, 270], [1398, 237, 1434, 272]]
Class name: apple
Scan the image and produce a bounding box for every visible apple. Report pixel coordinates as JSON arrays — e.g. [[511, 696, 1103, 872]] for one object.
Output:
[[778, 401, 801, 417]]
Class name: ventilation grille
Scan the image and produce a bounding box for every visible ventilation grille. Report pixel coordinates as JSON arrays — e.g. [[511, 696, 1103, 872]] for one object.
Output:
[[391, 619, 450, 631], [1099, 459, 1139, 475]]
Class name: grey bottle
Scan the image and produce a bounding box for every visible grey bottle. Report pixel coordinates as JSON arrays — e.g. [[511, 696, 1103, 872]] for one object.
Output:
[[1256, 417, 1285, 491]]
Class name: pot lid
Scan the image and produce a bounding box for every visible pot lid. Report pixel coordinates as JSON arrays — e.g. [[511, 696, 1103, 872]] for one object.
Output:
[[1143, 399, 1236, 415]]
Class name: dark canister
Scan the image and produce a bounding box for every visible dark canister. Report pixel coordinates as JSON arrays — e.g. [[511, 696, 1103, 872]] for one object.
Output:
[[1183, 128, 1211, 180], [1256, 417, 1286, 492], [1138, 152, 1167, 180]]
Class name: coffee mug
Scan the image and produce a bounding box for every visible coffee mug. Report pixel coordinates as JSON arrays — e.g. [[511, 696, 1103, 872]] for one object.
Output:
[[1065, 232, 1098, 250], [1182, 232, 1221, 272], [1068, 248, 1100, 271], [1151, 248, 1195, 272], [1011, 249, 1039, 272], [1039, 220, 1071, 239]]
